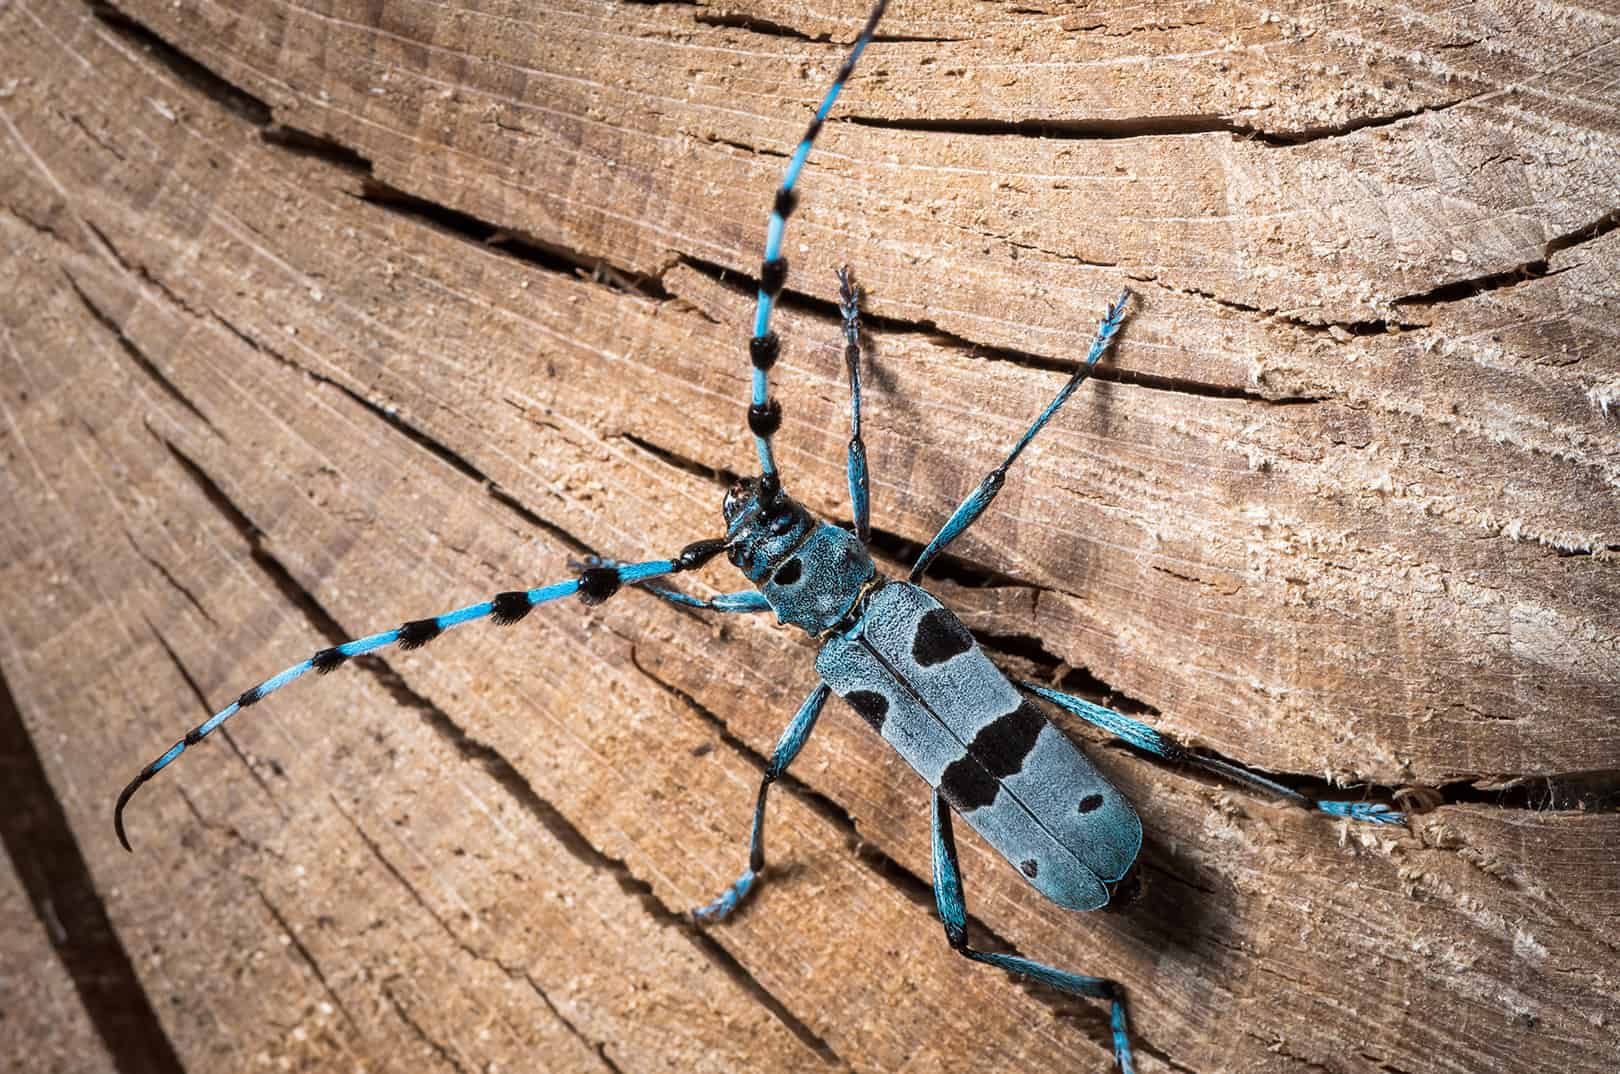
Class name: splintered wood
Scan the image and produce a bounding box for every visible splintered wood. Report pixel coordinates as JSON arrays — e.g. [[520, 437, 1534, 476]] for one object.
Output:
[[1, 3, 1615, 1074]]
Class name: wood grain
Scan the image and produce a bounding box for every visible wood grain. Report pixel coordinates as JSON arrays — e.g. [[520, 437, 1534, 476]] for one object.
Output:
[[1, 2, 1616, 1073]]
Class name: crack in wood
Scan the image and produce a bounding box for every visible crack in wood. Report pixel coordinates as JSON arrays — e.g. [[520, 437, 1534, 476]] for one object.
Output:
[[121, 528, 216, 625], [247, 879, 361, 1033], [60, 267, 221, 434], [1393, 207, 1620, 308], [0, 659, 189, 1074], [843, 90, 1485, 147], [88, 0, 272, 125], [674, 253, 1342, 402], [353, 180, 670, 300], [380, 979, 474, 1074]]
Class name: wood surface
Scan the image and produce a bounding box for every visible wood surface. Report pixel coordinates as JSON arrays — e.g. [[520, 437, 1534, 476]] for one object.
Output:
[[2, 1, 1617, 1072]]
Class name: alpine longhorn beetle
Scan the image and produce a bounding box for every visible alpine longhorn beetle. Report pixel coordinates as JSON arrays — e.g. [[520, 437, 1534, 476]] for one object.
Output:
[[115, 4, 1407, 1069]]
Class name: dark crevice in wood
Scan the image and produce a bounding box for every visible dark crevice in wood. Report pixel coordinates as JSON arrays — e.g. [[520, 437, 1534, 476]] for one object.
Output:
[[846, 113, 1235, 141], [695, 8, 967, 44], [61, 268, 222, 434], [89, 0, 272, 125], [675, 254, 1339, 403], [89, 0, 659, 306], [259, 123, 373, 176], [122, 529, 216, 625], [0, 658, 189, 1074], [1, 204, 67, 245], [154, 434, 842, 1066], [1134, 274, 1418, 338], [519, 971, 628, 1074], [353, 180, 671, 300], [380, 982, 472, 1074], [1545, 207, 1620, 259], [1393, 208, 1620, 308], [974, 628, 1159, 716], [81, 220, 212, 324], [843, 95, 1480, 148], [486, 487, 595, 558], [1432, 770, 1620, 814], [246, 880, 361, 1033], [862, 525, 1024, 589], [695, 10, 820, 41], [618, 432, 743, 488], [155, 433, 261, 537]]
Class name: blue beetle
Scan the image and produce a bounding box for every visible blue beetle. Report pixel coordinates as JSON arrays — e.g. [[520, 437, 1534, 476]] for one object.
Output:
[[115, 4, 1404, 1070]]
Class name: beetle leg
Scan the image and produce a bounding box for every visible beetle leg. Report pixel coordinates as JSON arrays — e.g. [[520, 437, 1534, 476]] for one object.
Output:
[[930, 791, 1136, 1074], [837, 266, 871, 545], [690, 684, 832, 923], [1020, 682, 1406, 825], [910, 290, 1130, 582]]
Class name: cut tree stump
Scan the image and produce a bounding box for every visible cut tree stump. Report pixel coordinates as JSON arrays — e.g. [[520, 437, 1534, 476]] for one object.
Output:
[[2, 2, 1617, 1073]]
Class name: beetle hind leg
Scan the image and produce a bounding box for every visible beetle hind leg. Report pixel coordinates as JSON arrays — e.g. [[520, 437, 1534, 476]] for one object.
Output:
[[690, 684, 831, 923], [930, 792, 1136, 1074], [1020, 682, 1406, 825]]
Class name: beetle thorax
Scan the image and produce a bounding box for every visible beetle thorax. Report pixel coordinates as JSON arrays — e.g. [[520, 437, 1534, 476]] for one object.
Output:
[[723, 476, 876, 635]]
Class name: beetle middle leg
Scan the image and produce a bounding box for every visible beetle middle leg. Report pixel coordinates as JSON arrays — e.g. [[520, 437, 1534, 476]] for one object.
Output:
[[930, 791, 1136, 1074], [691, 683, 832, 922], [1020, 682, 1406, 824], [909, 290, 1130, 582]]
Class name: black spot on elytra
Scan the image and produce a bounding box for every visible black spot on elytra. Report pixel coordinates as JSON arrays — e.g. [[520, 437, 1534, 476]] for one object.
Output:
[[912, 607, 974, 667], [1077, 793, 1105, 814], [1020, 858, 1039, 879], [940, 755, 998, 811], [845, 690, 888, 732], [772, 557, 803, 586], [968, 701, 1045, 778]]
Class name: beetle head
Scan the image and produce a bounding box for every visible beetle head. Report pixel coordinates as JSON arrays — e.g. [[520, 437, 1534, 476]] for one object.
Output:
[[723, 474, 815, 583]]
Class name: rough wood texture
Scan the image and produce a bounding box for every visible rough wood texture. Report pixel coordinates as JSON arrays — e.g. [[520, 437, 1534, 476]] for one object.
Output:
[[2, 2, 1617, 1072]]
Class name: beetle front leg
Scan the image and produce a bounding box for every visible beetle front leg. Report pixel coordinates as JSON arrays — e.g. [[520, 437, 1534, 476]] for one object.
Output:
[[690, 684, 831, 922]]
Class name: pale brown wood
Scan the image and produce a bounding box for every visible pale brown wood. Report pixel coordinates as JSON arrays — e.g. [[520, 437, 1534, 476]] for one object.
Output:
[[1, 2, 1616, 1073]]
